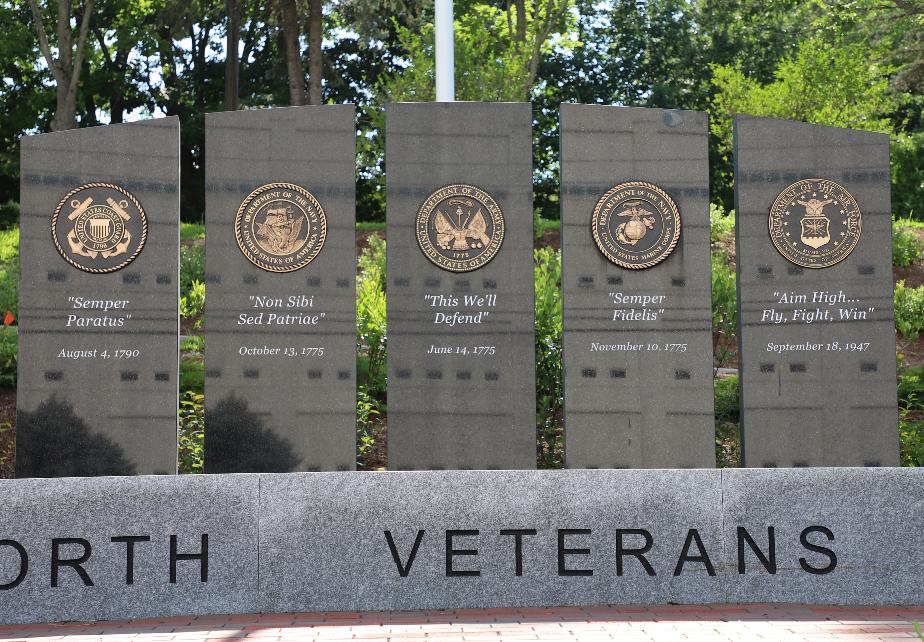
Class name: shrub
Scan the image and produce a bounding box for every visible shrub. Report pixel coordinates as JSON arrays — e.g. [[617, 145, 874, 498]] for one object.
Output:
[[535, 246, 562, 468], [714, 375, 740, 468], [710, 204, 735, 244], [357, 234, 387, 398], [180, 356, 204, 393], [0, 202, 19, 230], [0, 327, 17, 388], [895, 281, 924, 342], [180, 280, 205, 327], [711, 251, 738, 367], [180, 245, 205, 296], [178, 391, 204, 474], [893, 221, 923, 268]]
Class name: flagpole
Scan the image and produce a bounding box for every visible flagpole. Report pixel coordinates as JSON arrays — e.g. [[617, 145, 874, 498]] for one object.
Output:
[[434, 0, 455, 101]]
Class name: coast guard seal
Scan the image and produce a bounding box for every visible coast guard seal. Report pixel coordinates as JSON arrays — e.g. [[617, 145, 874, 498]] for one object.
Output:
[[51, 183, 148, 273], [591, 181, 681, 269], [235, 182, 327, 272], [768, 178, 861, 269]]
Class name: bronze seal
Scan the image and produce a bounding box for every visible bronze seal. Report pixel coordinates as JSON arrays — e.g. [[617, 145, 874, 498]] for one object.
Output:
[[416, 184, 504, 272], [235, 182, 327, 272], [51, 183, 148, 273], [592, 181, 681, 269], [769, 178, 861, 269]]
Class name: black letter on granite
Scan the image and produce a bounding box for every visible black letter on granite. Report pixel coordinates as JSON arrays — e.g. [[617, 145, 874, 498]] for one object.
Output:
[[499, 528, 537, 576], [51, 538, 93, 587], [615, 529, 655, 576], [170, 534, 208, 583], [384, 530, 425, 577], [111, 535, 151, 585], [737, 526, 776, 574], [799, 526, 837, 575], [557, 529, 593, 576], [673, 529, 716, 577], [0, 540, 28, 590], [445, 530, 480, 577]]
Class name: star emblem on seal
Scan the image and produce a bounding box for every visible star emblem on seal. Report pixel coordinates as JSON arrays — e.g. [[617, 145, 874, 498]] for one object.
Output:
[[768, 178, 861, 268], [416, 184, 504, 272], [591, 181, 681, 269], [51, 183, 148, 274], [235, 182, 327, 272]]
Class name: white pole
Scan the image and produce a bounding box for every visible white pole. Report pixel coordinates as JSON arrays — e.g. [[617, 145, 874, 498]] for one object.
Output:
[[434, 0, 455, 101]]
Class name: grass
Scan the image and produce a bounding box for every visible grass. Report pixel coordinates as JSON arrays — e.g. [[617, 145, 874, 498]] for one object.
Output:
[[180, 222, 205, 241]]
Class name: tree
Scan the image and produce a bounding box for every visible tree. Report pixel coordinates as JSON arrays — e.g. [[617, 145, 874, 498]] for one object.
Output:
[[307, 0, 322, 104], [277, 0, 305, 105], [28, 0, 96, 131], [225, 0, 240, 110]]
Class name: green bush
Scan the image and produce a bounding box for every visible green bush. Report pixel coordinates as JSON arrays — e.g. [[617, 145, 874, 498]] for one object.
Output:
[[180, 222, 205, 241], [180, 280, 205, 327], [898, 367, 924, 467], [0, 327, 16, 388], [895, 280, 924, 342], [0, 227, 19, 321], [714, 375, 740, 468], [892, 221, 923, 268], [180, 245, 205, 297], [711, 250, 737, 367], [535, 246, 563, 468], [0, 202, 19, 230], [710, 204, 735, 244], [179, 357, 204, 393], [357, 234, 386, 397], [181, 334, 205, 353], [178, 391, 204, 474]]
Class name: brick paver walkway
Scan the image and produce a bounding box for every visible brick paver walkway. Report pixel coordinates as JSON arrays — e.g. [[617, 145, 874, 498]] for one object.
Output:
[[1, 605, 923, 641]]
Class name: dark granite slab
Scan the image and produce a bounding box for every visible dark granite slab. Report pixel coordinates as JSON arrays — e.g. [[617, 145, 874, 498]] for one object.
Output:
[[204, 105, 356, 472], [561, 104, 715, 468], [385, 103, 536, 470], [16, 118, 180, 477], [733, 116, 898, 467]]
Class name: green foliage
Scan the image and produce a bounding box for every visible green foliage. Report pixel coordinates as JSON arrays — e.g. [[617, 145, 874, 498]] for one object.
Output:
[[534, 246, 562, 468], [0, 327, 17, 388], [894, 281, 924, 343], [178, 391, 205, 474], [714, 375, 740, 468], [356, 388, 382, 465], [180, 223, 205, 241], [898, 367, 924, 467], [357, 234, 387, 397], [709, 204, 735, 244], [179, 357, 204, 394], [711, 251, 738, 367], [0, 227, 18, 321], [893, 221, 924, 268], [0, 202, 18, 230], [181, 334, 205, 353], [892, 133, 924, 221], [180, 280, 205, 327], [180, 245, 205, 298]]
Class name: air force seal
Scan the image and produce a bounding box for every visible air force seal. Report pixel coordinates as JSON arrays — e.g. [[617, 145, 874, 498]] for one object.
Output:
[[769, 179, 861, 269], [235, 182, 327, 272], [416, 184, 504, 272], [51, 183, 148, 273], [591, 181, 681, 269]]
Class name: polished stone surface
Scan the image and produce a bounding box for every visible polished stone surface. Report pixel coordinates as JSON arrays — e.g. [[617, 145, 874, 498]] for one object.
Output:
[[385, 103, 536, 470], [204, 106, 356, 472], [17, 118, 180, 477], [734, 117, 898, 467], [561, 104, 714, 469], [0, 474, 259, 623]]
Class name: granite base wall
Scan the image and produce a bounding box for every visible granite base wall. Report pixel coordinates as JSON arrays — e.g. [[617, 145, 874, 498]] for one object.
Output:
[[0, 468, 921, 623]]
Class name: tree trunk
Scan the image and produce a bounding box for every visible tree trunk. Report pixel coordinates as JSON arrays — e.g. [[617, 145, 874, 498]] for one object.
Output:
[[514, 0, 526, 43], [279, 0, 305, 106], [307, 0, 322, 105], [225, 0, 240, 110], [28, 0, 95, 131]]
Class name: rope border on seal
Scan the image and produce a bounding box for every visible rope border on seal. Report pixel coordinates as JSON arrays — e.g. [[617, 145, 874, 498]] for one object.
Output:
[[591, 180, 682, 270], [50, 182, 149, 274]]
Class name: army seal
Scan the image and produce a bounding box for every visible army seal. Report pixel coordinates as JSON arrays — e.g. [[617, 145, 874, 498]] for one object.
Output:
[[51, 183, 148, 274], [769, 178, 861, 269], [591, 181, 681, 269], [416, 184, 504, 272], [235, 182, 327, 272]]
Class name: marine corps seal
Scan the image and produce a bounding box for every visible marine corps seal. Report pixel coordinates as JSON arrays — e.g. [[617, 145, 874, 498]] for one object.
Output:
[[51, 183, 148, 273], [591, 181, 681, 269], [416, 184, 504, 272], [769, 178, 861, 269], [235, 182, 327, 272]]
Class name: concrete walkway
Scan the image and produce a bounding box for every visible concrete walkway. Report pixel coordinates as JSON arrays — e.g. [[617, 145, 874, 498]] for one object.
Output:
[[1, 605, 923, 641]]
